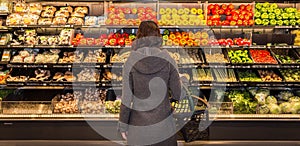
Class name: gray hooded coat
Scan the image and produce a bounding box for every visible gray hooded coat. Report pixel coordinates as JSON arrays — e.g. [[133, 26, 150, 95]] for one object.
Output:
[[118, 47, 181, 146]]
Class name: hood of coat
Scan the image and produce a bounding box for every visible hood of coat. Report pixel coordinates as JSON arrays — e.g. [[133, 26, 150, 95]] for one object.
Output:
[[126, 47, 173, 75]]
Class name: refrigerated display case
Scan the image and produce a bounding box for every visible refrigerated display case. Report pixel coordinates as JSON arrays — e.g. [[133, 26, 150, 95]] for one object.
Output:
[[0, 0, 300, 141]]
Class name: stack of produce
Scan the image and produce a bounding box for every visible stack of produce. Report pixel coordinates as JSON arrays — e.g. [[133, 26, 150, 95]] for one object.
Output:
[[105, 99, 121, 113], [207, 3, 254, 26], [237, 70, 262, 82], [106, 6, 157, 25], [205, 53, 229, 63], [159, 7, 205, 26], [210, 38, 251, 46], [213, 69, 237, 82], [11, 50, 59, 64], [226, 90, 257, 114], [274, 54, 300, 64], [72, 32, 135, 47], [7, 3, 88, 26], [53, 93, 79, 114], [280, 69, 300, 81], [255, 2, 300, 25], [254, 89, 300, 114], [258, 70, 282, 82], [228, 50, 253, 63], [192, 69, 213, 81], [74, 88, 107, 114], [249, 49, 277, 64], [162, 30, 209, 47]]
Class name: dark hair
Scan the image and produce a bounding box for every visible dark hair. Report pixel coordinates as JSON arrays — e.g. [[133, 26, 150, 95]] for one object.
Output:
[[132, 21, 162, 50]]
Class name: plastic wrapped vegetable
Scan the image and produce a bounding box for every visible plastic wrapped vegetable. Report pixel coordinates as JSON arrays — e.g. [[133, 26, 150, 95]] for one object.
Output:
[[279, 102, 292, 114], [289, 96, 300, 103], [278, 91, 294, 101], [267, 104, 281, 114], [266, 96, 277, 104], [257, 105, 270, 114]]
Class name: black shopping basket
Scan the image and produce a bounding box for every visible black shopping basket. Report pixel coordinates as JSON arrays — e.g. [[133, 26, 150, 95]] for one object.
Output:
[[171, 85, 210, 142]]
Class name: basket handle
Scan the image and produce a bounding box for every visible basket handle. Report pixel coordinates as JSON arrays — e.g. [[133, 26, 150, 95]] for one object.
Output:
[[191, 95, 210, 108]]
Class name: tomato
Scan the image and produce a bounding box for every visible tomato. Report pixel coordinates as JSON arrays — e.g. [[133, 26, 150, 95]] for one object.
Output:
[[250, 50, 277, 64]]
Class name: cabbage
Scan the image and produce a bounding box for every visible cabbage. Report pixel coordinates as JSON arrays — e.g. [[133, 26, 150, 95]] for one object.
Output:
[[279, 102, 292, 114], [267, 104, 281, 114], [290, 102, 300, 114], [257, 105, 270, 114], [266, 96, 277, 104]]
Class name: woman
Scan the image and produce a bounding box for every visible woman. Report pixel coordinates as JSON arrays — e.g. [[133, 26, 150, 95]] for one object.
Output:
[[118, 21, 182, 146]]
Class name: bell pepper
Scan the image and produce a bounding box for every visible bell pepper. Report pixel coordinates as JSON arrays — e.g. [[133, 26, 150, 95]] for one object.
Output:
[[270, 19, 277, 25], [169, 33, 176, 40], [187, 39, 194, 46], [173, 39, 180, 46], [194, 39, 201, 46], [182, 32, 189, 40], [188, 31, 195, 40], [166, 40, 173, 46], [255, 19, 262, 25], [194, 32, 201, 39], [255, 3, 263, 10], [277, 20, 283, 25], [162, 35, 168, 41], [262, 19, 269, 26], [180, 39, 187, 46], [254, 11, 261, 18]]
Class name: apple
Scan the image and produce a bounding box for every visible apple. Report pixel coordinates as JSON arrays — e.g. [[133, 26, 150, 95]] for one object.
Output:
[[105, 19, 113, 25], [187, 39, 194, 46], [201, 32, 209, 39], [108, 13, 116, 19], [112, 19, 120, 25], [138, 7, 145, 14], [101, 39, 108, 46], [191, 8, 197, 15], [124, 8, 131, 14], [120, 19, 127, 25], [118, 13, 125, 19], [194, 39, 201, 46], [145, 7, 153, 13], [132, 8, 138, 14]]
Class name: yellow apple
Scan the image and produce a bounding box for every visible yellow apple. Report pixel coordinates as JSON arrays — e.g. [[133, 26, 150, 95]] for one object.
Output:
[[159, 8, 165, 15], [198, 14, 204, 20], [197, 9, 203, 15], [178, 8, 184, 15], [184, 8, 190, 15], [191, 8, 197, 15], [165, 8, 172, 14], [171, 8, 177, 14]]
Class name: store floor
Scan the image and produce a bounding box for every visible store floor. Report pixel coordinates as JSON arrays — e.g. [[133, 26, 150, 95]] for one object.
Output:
[[0, 141, 299, 146]]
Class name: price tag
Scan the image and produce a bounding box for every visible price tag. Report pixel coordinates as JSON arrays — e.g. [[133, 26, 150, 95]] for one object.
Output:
[[23, 65, 27, 68], [44, 65, 47, 68], [68, 65, 72, 68]]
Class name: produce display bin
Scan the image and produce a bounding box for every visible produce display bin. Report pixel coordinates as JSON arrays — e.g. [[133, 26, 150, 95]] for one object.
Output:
[[1, 101, 52, 114], [271, 49, 300, 64]]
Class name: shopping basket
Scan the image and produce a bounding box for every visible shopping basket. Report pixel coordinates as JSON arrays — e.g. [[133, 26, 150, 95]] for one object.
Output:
[[171, 84, 210, 142]]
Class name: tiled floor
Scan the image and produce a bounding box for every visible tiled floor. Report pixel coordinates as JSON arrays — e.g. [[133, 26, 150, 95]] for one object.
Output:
[[0, 141, 299, 146]]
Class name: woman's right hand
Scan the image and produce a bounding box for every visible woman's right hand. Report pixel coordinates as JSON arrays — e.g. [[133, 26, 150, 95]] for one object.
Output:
[[121, 132, 128, 140]]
